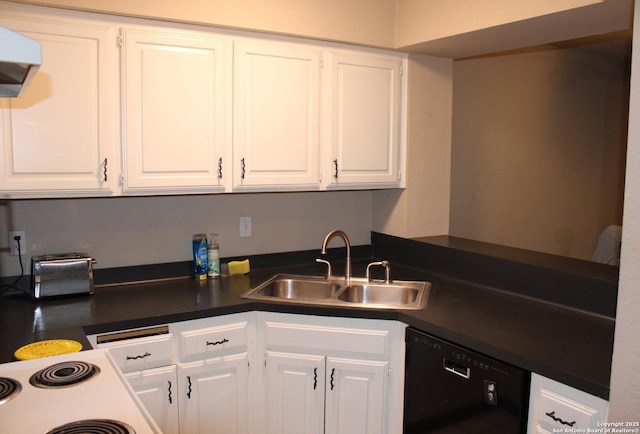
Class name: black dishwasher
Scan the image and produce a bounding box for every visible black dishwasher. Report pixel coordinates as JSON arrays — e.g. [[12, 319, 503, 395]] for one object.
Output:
[[404, 328, 530, 433]]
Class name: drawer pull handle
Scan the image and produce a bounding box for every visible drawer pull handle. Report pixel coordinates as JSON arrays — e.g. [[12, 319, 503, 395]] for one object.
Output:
[[187, 376, 192, 399], [206, 338, 229, 346], [545, 411, 576, 427], [313, 368, 318, 390], [168, 381, 173, 404], [126, 352, 151, 360], [330, 368, 335, 390]]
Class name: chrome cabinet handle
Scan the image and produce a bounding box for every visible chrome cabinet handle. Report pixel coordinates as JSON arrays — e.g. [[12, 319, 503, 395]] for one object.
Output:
[[125, 352, 150, 360]]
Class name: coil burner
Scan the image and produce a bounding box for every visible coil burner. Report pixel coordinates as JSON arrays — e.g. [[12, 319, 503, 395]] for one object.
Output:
[[29, 360, 100, 388], [0, 377, 21, 404], [46, 419, 135, 434]]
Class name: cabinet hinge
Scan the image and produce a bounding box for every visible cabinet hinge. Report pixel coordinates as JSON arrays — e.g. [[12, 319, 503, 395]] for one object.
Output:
[[116, 30, 123, 48], [400, 65, 404, 76], [397, 170, 402, 181], [320, 56, 324, 68], [264, 354, 267, 367], [119, 173, 124, 187]]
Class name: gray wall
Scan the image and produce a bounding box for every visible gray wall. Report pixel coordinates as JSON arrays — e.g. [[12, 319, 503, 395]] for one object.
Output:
[[450, 46, 628, 260]]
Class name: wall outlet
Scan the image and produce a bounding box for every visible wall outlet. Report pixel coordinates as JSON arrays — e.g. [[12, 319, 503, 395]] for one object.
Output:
[[239, 216, 252, 238], [9, 231, 26, 256]]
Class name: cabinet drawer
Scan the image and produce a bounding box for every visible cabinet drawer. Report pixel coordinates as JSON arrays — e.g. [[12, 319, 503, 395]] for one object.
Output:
[[179, 321, 248, 361], [537, 388, 602, 429], [101, 334, 174, 373], [264, 321, 390, 357], [528, 374, 608, 432]]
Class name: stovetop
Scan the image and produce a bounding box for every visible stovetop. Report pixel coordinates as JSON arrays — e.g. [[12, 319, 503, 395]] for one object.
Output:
[[0, 349, 159, 434]]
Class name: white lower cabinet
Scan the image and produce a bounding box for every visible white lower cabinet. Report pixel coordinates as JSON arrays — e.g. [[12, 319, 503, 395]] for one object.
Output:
[[528, 373, 609, 433], [257, 312, 406, 434], [324, 357, 388, 434], [89, 311, 406, 433], [264, 351, 388, 434], [265, 351, 326, 434], [88, 312, 254, 434], [125, 365, 180, 434], [177, 352, 250, 434]]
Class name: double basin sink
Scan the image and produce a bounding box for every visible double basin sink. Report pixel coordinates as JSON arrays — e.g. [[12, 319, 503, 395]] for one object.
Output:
[[241, 274, 429, 310]]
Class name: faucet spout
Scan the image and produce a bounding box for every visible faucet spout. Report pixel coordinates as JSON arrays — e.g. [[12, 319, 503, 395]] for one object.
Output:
[[321, 230, 351, 281]]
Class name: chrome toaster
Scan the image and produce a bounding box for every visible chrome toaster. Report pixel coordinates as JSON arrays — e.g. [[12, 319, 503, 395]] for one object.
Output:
[[31, 253, 96, 299]]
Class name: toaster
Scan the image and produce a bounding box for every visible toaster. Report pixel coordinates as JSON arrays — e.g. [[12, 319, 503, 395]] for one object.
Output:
[[31, 253, 96, 299]]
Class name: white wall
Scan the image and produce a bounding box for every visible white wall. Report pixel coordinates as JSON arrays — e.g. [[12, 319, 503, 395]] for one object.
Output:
[[4, 0, 396, 48], [449, 47, 628, 260], [608, 0, 640, 419], [395, 0, 603, 47], [0, 191, 373, 276], [372, 53, 453, 238]]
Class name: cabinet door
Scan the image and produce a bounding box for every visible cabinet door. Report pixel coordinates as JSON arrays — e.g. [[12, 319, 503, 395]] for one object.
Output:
[[121, 27, 231, 193], [125, 365, 180, 434], [233, 39, 321, 190], [264, 351, 325, 434], [325, 51, 404, 188], [178, 352, 250, 434], [0, 14, 117, 196], [325, 357, 388, 434]]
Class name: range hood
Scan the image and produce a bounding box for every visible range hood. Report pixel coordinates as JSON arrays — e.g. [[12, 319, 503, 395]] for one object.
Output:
[[0, 25, 42, 98]]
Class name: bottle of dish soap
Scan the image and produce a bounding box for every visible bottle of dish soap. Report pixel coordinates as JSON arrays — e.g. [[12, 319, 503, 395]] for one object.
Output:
[[192, 233, 208, 280], [207, 233, 220, 278]]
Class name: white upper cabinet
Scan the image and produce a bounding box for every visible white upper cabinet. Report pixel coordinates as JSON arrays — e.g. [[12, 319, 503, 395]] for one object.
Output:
[[0, 10, 118, 197], [120, 27, 232, 193], [233, 38, 322, 191], [324, 50, 405, 189], [0, 4, 406, 197]]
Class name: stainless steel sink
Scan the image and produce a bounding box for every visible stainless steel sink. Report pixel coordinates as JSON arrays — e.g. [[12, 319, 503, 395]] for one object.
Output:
[[241, 274, 429, 310], [337, 283, 422, 307], [255, 276, 341, 299]]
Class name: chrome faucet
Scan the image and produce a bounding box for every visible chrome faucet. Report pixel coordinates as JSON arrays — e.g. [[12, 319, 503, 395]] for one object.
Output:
[[320, 230, 351, 281], [366, 260, 391, 283]]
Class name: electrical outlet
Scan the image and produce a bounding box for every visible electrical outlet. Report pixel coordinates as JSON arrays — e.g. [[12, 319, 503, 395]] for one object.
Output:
[[9, 231, 26, 256], [239, 216, 252, 238]]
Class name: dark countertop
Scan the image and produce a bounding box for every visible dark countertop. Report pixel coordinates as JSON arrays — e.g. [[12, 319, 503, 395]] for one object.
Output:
[[0, 233, 616, 400]]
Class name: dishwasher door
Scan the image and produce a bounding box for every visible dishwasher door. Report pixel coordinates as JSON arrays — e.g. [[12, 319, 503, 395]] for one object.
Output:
[[403, 328, 530, 433]]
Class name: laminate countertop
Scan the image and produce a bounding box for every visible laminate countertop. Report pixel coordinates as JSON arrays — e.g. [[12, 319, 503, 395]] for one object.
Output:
[[0, 233, 616, 400]]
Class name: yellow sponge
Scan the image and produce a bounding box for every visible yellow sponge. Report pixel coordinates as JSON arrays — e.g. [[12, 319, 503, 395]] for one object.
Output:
[[227, 259, 250, 275]]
